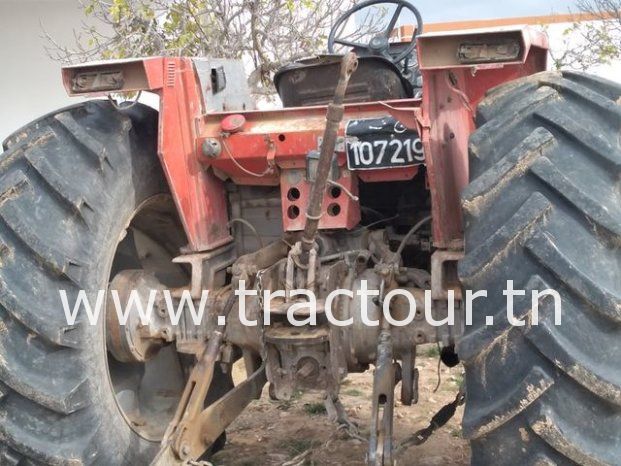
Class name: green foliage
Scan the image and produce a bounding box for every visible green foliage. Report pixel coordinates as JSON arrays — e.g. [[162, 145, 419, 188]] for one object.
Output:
[[419, 344, 439, 358], [109, 0, 131, 23], [549, 1, 621, 71], [344, 388, 363, 397], [451, 373, 464, 387], [302, 402, 327, 415]]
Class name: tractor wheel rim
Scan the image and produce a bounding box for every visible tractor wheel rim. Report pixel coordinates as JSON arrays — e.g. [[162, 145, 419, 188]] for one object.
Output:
[[104, 195, 188, 442]]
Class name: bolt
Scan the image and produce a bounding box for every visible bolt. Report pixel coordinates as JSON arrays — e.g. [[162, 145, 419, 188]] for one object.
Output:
[[201, 138, 222, 158]]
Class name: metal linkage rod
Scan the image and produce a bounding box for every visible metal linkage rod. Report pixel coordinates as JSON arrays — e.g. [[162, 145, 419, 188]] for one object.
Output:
[[300, 52, 358, 263]]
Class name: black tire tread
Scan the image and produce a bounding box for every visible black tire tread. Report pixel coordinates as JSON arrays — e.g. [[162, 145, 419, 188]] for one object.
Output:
[[0, 100, 162, 465], [459, 71, 621, 466]]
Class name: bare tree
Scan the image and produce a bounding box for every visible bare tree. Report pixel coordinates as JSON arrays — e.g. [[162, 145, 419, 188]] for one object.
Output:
[[44, 0, 352, 95], [550, 1, 621, 70]]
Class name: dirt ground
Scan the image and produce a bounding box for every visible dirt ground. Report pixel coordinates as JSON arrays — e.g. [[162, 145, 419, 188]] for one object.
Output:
[[211, 346, 469, 465]]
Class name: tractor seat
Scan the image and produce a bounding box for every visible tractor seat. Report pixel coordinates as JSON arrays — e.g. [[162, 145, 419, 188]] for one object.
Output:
[[274, 55, 413, 108]]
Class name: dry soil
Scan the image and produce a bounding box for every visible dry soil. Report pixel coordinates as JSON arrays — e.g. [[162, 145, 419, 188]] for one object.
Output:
[[211, 345, 469, 465]]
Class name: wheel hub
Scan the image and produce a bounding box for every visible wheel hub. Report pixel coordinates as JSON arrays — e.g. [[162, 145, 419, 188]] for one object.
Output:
[[106, 269, 170, 363]]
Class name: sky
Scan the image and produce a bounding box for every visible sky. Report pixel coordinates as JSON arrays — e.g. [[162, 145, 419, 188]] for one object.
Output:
[[413, 0, 578, 23]]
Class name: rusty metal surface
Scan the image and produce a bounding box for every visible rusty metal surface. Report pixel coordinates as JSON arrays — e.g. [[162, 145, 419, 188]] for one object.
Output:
[[368, 330, 396, 466], [50, 21, 557, 466], [301, 52, 358, 261], [198, 364, 266, 445], [228, 186, 284, 255], [191, 58, 255, 113], [151, 293, 238, 465], [430, 249, 465, 300], [106, 270, 169, 363], [280, 168, 360, 232], [64, 57, 233, 252], [59, 26, 548, 253], [230, 239, 290, 284], [417, 25, 549, 70], [265, 326, 337, 400], [172, 243, 236, 299], [418, 29, 547, 247], [200, 99, 424, 187], [400, 348, 418, 406], [156, 58, 234, 251]]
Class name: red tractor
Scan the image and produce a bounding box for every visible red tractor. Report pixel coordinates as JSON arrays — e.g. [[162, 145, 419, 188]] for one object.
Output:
[[1, 1, 619, 464]]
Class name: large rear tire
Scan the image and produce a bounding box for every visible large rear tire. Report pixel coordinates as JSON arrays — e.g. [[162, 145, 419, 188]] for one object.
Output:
[[458, 71, 621, 465], [0, 101, 189, 465]]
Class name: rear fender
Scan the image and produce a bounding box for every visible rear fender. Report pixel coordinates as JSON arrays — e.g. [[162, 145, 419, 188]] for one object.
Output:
[[61, 26, 549, 252], [62, 57, 254, 251], [416, 26, 548, 247]]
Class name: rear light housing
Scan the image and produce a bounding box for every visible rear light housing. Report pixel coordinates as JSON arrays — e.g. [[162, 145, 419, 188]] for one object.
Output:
[[457, 40, 521, 64]]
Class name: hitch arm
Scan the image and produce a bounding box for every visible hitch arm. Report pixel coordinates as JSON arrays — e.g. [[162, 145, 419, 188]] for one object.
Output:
[[151, 295, 267, 465], [151, 363, 266, 465], [151, 329, 226, 465], [368, 329, 396, 466]]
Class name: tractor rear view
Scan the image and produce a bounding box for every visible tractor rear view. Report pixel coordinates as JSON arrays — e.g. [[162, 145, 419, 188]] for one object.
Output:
[[1, 1, 620, 465]]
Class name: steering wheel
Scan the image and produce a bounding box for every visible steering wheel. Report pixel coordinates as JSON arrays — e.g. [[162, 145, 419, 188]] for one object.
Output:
[[328, 0, 424, 65]]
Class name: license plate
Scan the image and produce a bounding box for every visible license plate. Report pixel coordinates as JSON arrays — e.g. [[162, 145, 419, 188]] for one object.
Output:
[[345, 117, 425, 170]]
